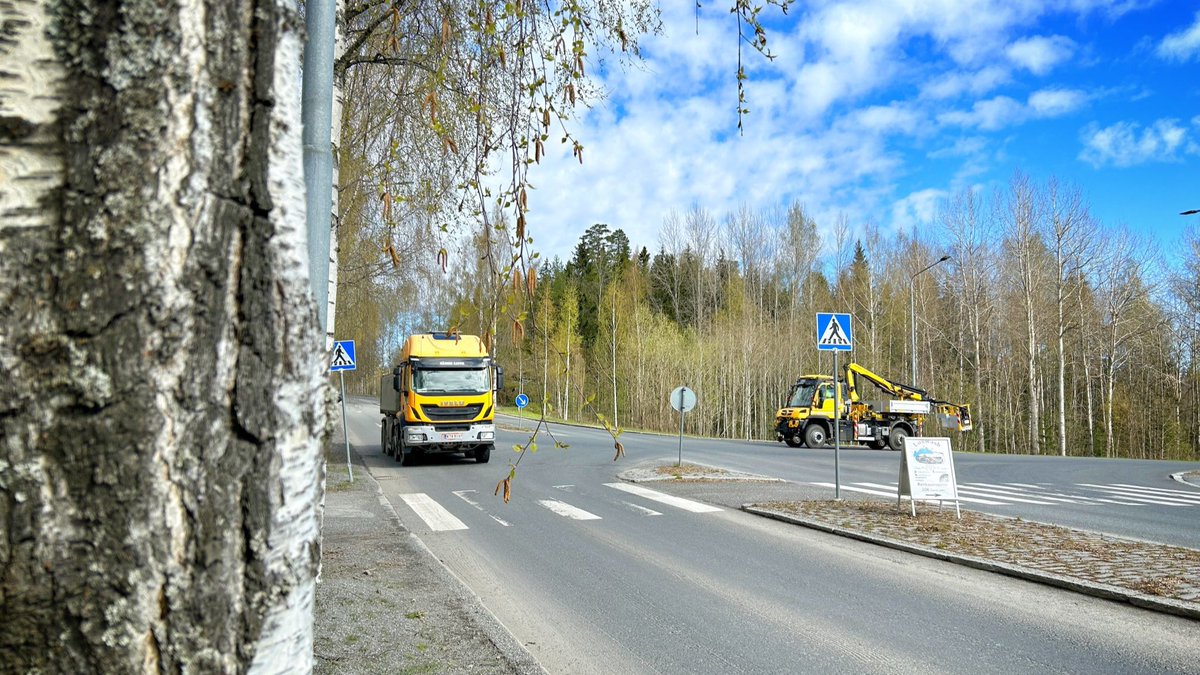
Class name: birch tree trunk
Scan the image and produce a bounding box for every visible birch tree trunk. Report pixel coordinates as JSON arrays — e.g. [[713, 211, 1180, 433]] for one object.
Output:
[[0, 0, 329, 671]]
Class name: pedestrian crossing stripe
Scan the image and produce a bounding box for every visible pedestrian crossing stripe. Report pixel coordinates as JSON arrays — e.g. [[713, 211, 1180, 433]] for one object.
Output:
[[397, 484, 723, 531], [605, 483, 724, 513], [400, 493, 467, 531]]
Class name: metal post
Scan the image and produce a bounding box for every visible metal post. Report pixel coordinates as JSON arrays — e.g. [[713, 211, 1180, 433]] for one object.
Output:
[[302, 0, 336, 334], [677, 388, 685, 467], [833, 351, 840, 500], [909, 279, 917, 385], [339, 371, 352, 481]]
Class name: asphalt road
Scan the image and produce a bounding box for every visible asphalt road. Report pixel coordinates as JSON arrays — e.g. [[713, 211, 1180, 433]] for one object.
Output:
[[636, 427, 1200, 549], [341, 399, 1200, 674]]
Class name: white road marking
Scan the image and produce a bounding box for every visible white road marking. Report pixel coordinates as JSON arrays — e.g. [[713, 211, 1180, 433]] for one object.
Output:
[[604, 483, 723, 513], [538, 499, 602, 520], [1111, 483, 1200, 498], [810, 483, 900, 498], [452, 489, 513, 526], [960, 483, 1088, 504], [553, 484, 575, 492], [453, 489, 481, 507], [621, 501, 663, 516], [400, 493, 469, 531], [854, 482, 1006, 505], [948, 484, 1057, 504], [1081, 483, 1200, 504], [1074, 484, 1200, 505]]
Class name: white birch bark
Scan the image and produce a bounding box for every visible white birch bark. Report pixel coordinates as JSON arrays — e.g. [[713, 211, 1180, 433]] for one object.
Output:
[[1, 0, 329, 671]]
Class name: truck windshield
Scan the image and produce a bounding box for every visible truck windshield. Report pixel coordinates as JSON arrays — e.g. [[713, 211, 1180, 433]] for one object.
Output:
[[787, 382, 818, 408], [412, 368, 489, 394]]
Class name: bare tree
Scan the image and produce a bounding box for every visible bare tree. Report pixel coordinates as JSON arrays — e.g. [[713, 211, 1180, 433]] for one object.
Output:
[[942, 187, 995, 453], [1093, 227, 1161, 457], [1043, 179, 1097, 456], [1001, 172, 1049, 454]]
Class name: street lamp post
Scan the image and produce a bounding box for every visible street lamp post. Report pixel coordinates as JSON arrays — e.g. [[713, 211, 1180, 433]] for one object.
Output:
[[910, 255, 950, 386]]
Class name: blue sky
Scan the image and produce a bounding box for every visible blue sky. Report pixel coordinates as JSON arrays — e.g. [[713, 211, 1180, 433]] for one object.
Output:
[[522, 1, 1199, 267]]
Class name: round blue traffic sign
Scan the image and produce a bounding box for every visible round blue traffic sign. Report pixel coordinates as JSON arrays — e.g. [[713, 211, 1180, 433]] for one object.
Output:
[[514, 393, 529, 409]]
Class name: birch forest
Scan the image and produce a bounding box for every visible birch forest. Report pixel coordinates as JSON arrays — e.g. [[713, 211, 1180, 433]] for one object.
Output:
[[338, 171, 1199, 461], [328, 1, 1198, 462]]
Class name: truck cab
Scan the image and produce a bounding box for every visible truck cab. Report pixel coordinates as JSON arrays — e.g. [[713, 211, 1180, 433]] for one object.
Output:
[[774, 375, 850, 448]]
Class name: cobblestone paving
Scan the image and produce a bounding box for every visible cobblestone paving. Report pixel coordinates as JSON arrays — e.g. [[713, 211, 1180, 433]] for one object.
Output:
[[753, 499, 1200, 606]]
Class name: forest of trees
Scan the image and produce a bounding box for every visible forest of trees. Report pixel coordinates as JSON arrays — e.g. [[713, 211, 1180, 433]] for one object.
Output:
[[340, 173, 1200, 462]]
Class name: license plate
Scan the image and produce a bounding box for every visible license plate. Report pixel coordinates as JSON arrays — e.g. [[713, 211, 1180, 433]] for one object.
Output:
[[442, 432, 463, 441]]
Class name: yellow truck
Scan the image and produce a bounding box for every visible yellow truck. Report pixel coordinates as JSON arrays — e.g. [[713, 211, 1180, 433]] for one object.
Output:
[[380, 332, 504, 465], [774, 362, 972, 451]]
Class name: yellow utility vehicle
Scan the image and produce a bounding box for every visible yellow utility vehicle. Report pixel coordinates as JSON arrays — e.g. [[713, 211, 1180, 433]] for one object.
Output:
[[380, 332, 503, 465], [774, 362, 971, 451]]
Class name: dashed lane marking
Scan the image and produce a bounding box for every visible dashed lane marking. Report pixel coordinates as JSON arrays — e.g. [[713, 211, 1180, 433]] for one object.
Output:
[[452, 490, 512, 527], [537, 499, 602, 520], [621, 501, 663, 516]]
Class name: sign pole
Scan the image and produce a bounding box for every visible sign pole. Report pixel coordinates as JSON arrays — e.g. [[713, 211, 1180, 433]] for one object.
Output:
[[339, 370, 352, 482], [677, 388, 685, 467], [816, 313, 851, 502], [833, 350, 840, 500]]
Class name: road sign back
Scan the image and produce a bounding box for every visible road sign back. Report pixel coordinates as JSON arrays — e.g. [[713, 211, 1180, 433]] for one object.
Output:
[[816, 313, 852, 351]]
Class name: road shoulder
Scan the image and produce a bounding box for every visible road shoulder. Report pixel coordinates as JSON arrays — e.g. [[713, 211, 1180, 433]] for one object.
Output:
[[314, 449, 545, 674]]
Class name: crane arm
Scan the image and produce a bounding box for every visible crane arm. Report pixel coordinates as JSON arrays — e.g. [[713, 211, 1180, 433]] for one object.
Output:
[[843, 362, 928, 402]]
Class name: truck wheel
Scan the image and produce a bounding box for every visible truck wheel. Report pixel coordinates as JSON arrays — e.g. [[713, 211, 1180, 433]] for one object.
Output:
[[783, 433, 803, 448], [475, 444, 492, 464], [381, 424, 391, 457], [888, 425, 910, 452], [393, 428, 406, 464], [400, 445, 417, 466], [804, 424, 827, 448]]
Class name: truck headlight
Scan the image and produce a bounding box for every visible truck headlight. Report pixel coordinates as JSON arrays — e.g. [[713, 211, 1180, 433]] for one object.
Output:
[[481, 431, 494, 440]]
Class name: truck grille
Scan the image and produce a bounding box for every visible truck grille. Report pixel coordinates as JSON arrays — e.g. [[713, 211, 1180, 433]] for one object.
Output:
[[421, 404, 484, 421]]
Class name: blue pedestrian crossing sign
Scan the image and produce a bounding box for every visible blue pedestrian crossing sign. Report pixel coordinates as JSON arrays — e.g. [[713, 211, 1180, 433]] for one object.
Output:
[[816, 313, 853, 351], [514, 393, 529, 409], [330, 340, 357, 372]]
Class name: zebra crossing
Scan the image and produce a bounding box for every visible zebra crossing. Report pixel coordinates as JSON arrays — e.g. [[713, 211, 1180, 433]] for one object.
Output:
[[399, 483, 722, 531], [807, 480, 1200, 507]]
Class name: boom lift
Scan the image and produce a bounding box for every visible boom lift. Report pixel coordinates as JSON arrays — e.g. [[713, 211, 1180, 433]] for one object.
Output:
[[774, 362, 972, 451]]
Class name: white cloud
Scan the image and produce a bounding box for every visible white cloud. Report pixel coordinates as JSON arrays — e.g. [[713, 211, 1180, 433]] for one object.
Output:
[[921, 66, 1010, 100], [939, 88, 1087, 130], [891, 188, 949, 233], [1078, 119, 1196, 167], [1157, 11, 1200, 61], [1007, 35, 1075, 74], [939, 96, 1025, 130], [1027, 88, 1088, 116]]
